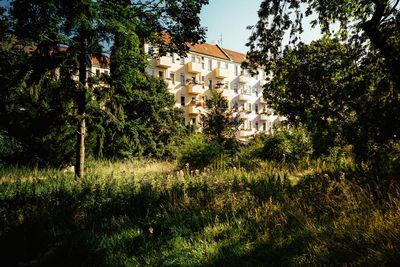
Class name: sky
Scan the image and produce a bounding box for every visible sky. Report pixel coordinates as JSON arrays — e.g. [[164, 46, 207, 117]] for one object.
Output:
[[199, 0, 323, 54]]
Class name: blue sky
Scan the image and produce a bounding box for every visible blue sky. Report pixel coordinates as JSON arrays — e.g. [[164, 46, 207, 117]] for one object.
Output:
[[199, 0, 323, 53]]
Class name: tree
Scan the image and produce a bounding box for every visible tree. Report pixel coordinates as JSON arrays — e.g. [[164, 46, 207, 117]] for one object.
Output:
[[4, 0, 209, 176], [201, 90, 241, 140], [246, 0, 400, 86]]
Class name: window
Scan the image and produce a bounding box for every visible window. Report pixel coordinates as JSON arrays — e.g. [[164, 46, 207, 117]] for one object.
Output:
[[202, 63, 205, 69], [191, 76, 196, 84], [148, 46, 154, 58], [208, 79, 212, 89], [180, 57, 185, 65], [255, 104, 258, 114], [202, 96, 205, 101], [224, 81, 229, 89], [225, 62, 228, 69], [217, 61, 221, 68], [192, 117, 196, 124], [255, 122, 259, 131], [235, 65, 238, 76], [191, 55, 195, 63], [201, 76, 205, 82], [263, 122, 266, 131], [255, 88, 259, 97], [170, 73, 175, 84], [148, 68, 154, 76], [208, 59, 212, 70], [96, 69, 100, 77], [233, 83, 238, 93], [180, 95, 185, 106], [104, 70, 109, 75], [171, 53, 175, 63], [158, 71, 164, 78], [180, 73, 185, 85]]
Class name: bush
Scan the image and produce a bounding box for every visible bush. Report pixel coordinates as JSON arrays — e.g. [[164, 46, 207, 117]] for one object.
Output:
[[0, 130, 22, 162], [258, 125, 313, 162], [178, 134, 224, 170]]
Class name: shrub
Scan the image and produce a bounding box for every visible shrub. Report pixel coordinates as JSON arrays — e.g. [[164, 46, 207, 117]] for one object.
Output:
[[178, 134, 224, 170], [258, 125, 313, 162], [0, 130, 22, 162]]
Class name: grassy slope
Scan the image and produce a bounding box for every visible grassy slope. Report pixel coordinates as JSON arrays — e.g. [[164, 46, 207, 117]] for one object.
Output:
[[0, 158, 399, 266]]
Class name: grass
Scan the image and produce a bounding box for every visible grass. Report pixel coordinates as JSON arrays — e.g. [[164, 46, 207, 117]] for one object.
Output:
[[0, 157, 399, 266]]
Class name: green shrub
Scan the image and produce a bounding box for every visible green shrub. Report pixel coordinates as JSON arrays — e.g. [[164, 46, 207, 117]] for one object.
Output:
[[178, 134, 224, 170], [259, 125, 313, 162], [0, 130, 22, 162]]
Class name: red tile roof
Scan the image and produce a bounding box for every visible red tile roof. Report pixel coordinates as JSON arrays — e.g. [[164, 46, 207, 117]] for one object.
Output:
[[189, 42, 230, 60], [222, 48, 248, 63], [91, 56, 110, 66]]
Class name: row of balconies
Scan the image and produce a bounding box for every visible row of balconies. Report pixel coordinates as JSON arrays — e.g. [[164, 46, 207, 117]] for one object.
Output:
[[238, 94, 267, 103], [239, 112, 272, 121], [157, 57, 231, 78]]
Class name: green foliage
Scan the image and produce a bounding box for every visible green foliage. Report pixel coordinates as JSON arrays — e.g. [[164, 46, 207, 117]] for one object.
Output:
[[178, 133, 224, 170], [1, 158, 400, 266], [258, 125, 313, 162], [201, 90, 241, 140], [0, 131, 22, 162]]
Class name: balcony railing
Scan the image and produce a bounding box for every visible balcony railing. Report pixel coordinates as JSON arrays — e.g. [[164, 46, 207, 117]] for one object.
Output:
[[239, 94, 251, 102], [259, 97, 267, 104], [156, 57, 173, 68], [187, 84, 202, 94], [239, 75, 249, 84], [259, 114, 269, 121], [215, 68, 229, 78], [188, 62, 202, 73], [188, 105, 201, 115]]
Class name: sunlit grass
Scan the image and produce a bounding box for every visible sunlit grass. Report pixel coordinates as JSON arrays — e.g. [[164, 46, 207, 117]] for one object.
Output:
[[1, 156, 399, 266]]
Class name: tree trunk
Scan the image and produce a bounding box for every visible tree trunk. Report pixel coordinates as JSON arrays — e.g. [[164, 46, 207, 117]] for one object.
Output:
[[76, 49, 87, 177]]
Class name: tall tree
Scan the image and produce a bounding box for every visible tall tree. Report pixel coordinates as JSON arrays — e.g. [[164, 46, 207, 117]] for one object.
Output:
[[246, 0, 400, 85], [5, 0, 209, 176], [201, 90, 241, 140]]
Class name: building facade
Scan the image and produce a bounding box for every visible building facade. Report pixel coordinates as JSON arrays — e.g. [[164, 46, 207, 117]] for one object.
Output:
[[86, 42, 284, 139]]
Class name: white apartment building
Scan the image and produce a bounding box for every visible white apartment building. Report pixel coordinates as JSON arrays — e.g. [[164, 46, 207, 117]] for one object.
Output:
[[90, 41, 284, 139]]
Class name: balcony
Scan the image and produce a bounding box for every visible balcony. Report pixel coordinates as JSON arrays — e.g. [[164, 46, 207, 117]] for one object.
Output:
[[187, 84, 202, 94], [239, 94, 251, 102], [239, 112, 248, 120], [187, 62, 202, 73], [188, 105, 201, 116], [239, 128, 252, 137], [239, 75, 249, 84], [259, 97, 267, 104], [215, 68, 229, 79], [259, 114, 269, 121], [156, 57, 173, 68]]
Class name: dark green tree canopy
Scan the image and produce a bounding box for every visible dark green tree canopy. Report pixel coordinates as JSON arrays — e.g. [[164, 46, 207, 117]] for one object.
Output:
[[246, 0, 400, 84]]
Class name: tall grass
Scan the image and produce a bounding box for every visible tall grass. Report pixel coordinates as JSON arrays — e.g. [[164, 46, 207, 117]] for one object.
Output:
[[0, 157, 399, 266]]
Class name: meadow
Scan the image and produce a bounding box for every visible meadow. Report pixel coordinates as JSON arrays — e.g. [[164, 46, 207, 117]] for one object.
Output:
[[1, 157, 400, 266]]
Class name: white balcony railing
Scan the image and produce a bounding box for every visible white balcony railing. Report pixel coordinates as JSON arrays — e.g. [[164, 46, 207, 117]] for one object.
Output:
[[156, 57, 173, 68], [215, 68, 229, 78], [187, 62, 202, 73]]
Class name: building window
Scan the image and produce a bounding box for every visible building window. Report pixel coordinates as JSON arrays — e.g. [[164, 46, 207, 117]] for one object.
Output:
[[225, 62, 228, 69], [208, 79, 212, 89], [255, 104, 258, 114], [263, 122, 266, 131], [233, 83, 238, 93], [180, 73, 185, 85], [235, 65, 238, 76], [192, 117, 196, 124], [201, 76, 205, 82], [202, 63, 205, 69], [202, 96, 205, 101], [148, 68, 154, 76], [148, 46, 154, 58], [255, 122, 259, 131], [104, 70, 109, 75], [224, 81, 229, 89], [180, 95, 185, 106], [191, 55, 195, 62], [217, 61, 221, 68], [233, 102, 238, 111], [180, 57, 185, 65], [159, 71, 164, 78], [255, 88, 259, 97], [170, 73, 175, 84], [96, 69, 100, 77], [208, 59, 212, 70], [171, 53, 175, 63]]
